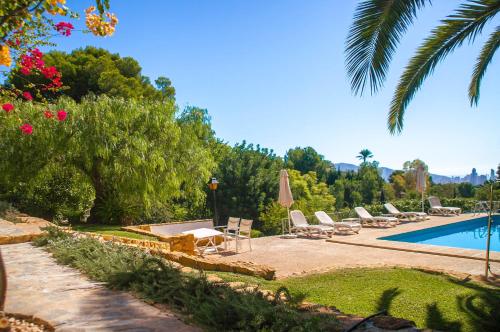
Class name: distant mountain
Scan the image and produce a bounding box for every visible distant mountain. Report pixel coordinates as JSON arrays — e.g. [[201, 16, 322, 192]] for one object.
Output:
[[334, 162, 463, 184]]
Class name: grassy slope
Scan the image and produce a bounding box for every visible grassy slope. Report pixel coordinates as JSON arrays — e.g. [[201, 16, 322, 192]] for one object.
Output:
[[71, 224, 156, 240], [215, 268, 500, 332]]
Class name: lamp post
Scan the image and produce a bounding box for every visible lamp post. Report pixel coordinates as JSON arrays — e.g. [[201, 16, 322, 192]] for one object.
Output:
[[484, 179, 499, 280], [208, 177, 219, 226]]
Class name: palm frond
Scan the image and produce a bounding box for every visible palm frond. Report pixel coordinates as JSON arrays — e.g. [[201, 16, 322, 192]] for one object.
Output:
[[389, 0, 500, 134], [345, 0, 429, 96], [469, 25, 500, 106]]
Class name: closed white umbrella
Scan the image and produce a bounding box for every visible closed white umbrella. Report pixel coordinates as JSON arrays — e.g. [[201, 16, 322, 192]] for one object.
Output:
[[416, 165, 426, 212], [278, 169, 294, 236]]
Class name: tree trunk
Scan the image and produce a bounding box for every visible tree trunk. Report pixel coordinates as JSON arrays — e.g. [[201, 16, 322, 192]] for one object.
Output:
[[0, 249, 7, 312], [87, 160, 105, 223]]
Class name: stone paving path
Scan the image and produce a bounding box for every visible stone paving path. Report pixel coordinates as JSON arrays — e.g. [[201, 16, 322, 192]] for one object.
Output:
[[2, 243, 200, 332]]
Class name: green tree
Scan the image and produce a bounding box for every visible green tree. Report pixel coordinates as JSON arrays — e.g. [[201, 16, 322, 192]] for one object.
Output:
[[213, 142, 283, 225], [457, 182, 475, 198], [346, 0, 500, 133], [389, 170, 406, 198], [9, 47, 170, 101], [284, 146, 333, 183], [356, 149, 373, 163], [260, 169, 335, 235], [0, 96, 214, 224], [358, 162, 383, 204], [155, 76, 176, 100]]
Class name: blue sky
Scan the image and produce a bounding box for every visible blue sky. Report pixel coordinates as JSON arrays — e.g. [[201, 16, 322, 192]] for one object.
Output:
[[57, 0, 499, 176]]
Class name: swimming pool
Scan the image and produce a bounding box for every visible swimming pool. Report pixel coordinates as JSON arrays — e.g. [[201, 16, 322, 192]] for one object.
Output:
[[379, 215, 500, 252]]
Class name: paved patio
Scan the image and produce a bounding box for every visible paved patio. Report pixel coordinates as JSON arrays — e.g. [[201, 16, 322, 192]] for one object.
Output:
[[2, 243, 200, 332], [215, 214, 500, 279]]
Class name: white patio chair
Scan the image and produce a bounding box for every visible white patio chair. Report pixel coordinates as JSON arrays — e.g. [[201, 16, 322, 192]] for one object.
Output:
[[428, 196, 461, 216], [354, 207, 398, 227], [384, 203, 427, 221], [218, 217, 240, 251], [236, 219, 253, 252], [314, 211, 361, 234]]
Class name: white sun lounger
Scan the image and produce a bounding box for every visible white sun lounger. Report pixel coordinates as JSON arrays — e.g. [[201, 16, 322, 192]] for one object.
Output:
[[354, 207, 398, 227], [290, 210, 333, 237], [428, 196, 461, 216], [384, 203, 427, 221], [314, 211, 361, 234]]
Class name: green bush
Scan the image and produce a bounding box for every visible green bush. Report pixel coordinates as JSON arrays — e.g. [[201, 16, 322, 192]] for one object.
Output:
[[37, 230, 337, 331], [440, 198, 477, 213], [251, 229, 263, 238]]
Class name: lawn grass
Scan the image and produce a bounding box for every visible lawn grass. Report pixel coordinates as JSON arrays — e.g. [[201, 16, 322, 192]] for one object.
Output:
[[214, 268, 500, 332], [71, 224, 156, 240]]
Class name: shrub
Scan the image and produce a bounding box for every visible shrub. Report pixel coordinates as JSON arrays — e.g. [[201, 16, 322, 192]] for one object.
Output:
[[440, 198, 476, 212], [0, 201, 19, 223], [37, 230, 337, 331]]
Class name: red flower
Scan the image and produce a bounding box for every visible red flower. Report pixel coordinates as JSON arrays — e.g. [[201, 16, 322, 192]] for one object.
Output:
[[41, 66, 58, 79], [20, 123, 33, 135], [20, 67, 31, 75], [22, 91, 33, 101], [44, 110, 54, 119], [2, 103, 14, 113], [55, 22, 74, 36], [57, 110, 67, 121], [31, 48, 43, 60]]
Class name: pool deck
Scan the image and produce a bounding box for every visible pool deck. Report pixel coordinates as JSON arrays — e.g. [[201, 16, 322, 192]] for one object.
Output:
[[214, 214, 500, 279]]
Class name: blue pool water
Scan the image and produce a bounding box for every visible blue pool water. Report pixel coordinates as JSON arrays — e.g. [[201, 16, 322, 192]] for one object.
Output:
[[379, 215, 500, 252]]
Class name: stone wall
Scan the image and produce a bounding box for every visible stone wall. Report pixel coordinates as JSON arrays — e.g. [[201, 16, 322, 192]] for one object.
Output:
[[122, 224, 203, 256], [0, 233, 43, 245]]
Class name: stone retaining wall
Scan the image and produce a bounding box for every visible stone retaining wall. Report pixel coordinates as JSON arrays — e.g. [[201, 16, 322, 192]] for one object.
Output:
[[0, 233, 43, 245]]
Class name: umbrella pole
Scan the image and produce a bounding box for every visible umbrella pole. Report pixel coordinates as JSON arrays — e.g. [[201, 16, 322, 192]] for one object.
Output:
[[287, 207, 291, 235], [421, 191, 424, 213]]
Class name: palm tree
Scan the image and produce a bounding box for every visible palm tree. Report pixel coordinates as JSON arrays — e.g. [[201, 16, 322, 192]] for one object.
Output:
[[345, 0, 500, 134], [357, 149, 374, 163]]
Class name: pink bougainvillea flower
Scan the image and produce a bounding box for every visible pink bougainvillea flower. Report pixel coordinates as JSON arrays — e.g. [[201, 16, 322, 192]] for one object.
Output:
[[44, 110, 54, 119], [22, 91, 33, 101], [57, 110, 67, 121], [2, 103, 14, 113], [20, 67, 31, 75], [55, 22, 74, 36], [20, 123, 33, 135]]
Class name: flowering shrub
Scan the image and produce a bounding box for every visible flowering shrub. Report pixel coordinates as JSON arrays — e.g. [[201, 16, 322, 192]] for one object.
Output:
[[85, 6, 118, 37], [0, 1, 117, 135], [54, 22, 74, 36]]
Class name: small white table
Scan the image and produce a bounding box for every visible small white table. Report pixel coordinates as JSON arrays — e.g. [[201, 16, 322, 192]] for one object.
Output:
[[182, 228, 224, 255]]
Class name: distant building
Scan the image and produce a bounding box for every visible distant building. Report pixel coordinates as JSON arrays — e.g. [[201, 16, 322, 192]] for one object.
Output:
[[491, 169, 496, 181], [470, 168, 478, 185]]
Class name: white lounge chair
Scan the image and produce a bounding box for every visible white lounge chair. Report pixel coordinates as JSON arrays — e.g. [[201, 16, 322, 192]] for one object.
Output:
[[354, 207, 398, 227], [290, 210, 333, 237], [428, 196, 461, 216], [384, 203, 427, 221], [314, 211, 361, 234]]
